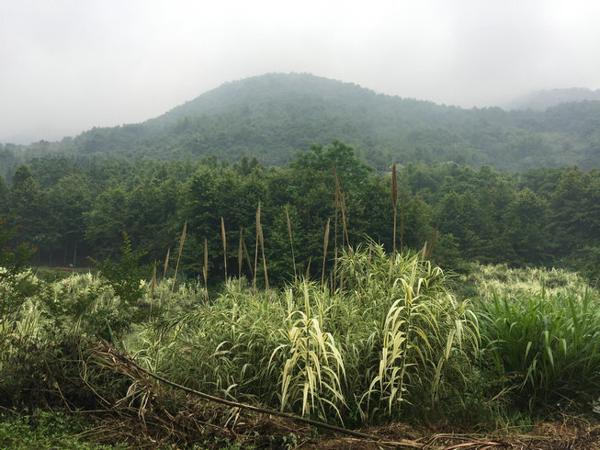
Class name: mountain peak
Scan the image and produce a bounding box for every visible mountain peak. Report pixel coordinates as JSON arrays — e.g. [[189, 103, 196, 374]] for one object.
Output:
[[155, 72, 379, 123]]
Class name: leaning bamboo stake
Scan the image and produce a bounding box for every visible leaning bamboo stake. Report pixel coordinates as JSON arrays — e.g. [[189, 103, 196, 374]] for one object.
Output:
[[285, 205, 297, 280], [150, 261, 158, 316], [150, 262, 157, 296], [340, 191, 350, 246], [391, 163, 398, 254], [333, 173, 340, 289], [332, 247, 338, 291], [172, 221, 187, 293], [334, 171, 340, 252], [340, 190, 350, 289], [337, 177, 350, 290], [162, 247, 170, 278], [258, 208, 269, 290], [400, 190, 405, 253], [238, 227, 244, 279], [253, 203, 260, 290], [304, 257, 312, 280], [220, 217, 227, 283], [242, 233, 253, 279], [202, 238, 209, 301], [334, 173, 350, 289], [423, 229, 438, 259], [335, 172, 349, 248], [321, 218, 330, 287]]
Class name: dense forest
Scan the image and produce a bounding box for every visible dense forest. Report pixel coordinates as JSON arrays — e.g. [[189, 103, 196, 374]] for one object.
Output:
[[1, 141, 599, 285], [2, 73, 600, 178]]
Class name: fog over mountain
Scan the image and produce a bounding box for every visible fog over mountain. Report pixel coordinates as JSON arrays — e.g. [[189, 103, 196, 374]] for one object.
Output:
[[2, 0, 600, 143], [507, 88, 600, 111]]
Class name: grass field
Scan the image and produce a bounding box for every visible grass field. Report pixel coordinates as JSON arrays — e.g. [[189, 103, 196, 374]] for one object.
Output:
[[2, 245, 600, 448]]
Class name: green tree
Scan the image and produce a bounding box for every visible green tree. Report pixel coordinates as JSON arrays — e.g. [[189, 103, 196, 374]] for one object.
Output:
[[507, 189, 550, 264], [8, 166, 52, 262], [46, 174, 92, 265]]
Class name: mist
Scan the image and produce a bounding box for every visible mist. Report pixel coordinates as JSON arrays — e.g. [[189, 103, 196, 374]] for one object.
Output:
[[1, 0, 600, 143]]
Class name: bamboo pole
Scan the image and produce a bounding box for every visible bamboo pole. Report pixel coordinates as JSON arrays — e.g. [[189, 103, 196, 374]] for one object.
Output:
[[285, 205, 297, 280], [171, 222, 187, 293], [220, 217, 227, 283], [321, 218, 330, 287]]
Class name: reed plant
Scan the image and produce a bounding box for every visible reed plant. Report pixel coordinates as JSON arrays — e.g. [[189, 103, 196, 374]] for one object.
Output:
[[476, 282, 600, 409], [117, 244, 479, 424], [4, 245, 598, 428]]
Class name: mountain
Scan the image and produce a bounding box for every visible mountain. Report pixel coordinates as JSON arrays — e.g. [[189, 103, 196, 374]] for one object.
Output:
[[3, 73, 600, 172], [508, 88, 600, 111]]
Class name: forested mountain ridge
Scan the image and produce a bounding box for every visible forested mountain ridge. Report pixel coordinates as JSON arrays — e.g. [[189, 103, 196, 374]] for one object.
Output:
[[2, 73, 600, 174], [507, 87, 600, 111]]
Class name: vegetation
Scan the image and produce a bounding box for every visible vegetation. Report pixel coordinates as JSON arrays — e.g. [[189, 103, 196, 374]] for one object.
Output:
[[0, 412, 123, 450], [3, 73, 600, 176], [1, 142, 600, 287], [2, 76, 600, 445], [1, 237, 600, 446]]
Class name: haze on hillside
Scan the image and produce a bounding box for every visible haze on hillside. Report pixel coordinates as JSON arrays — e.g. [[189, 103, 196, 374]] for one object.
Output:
[[2, 0, 600, 144]]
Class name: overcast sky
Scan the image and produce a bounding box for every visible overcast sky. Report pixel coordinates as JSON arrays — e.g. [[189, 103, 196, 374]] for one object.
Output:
[[1, 0, 600, 143]]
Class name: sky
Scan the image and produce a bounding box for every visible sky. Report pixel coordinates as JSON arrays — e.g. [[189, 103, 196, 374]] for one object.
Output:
[[1, 0, 600, 143]]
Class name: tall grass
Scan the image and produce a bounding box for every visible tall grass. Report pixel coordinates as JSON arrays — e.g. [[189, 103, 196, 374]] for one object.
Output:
[[3, 248, 599, 428], [118, 244, 478, 424], [271, 283, 346, 421], [476, 283, 600, 409]]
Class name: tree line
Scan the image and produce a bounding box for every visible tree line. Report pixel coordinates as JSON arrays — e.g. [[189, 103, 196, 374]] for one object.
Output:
[[1, 141, 599, 283]]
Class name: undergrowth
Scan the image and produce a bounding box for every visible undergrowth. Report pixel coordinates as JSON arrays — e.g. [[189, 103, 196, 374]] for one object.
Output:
[[1, 245, 600, 447]]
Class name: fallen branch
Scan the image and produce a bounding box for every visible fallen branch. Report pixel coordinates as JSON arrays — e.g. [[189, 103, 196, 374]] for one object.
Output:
[[91, 343, 511, 450], [92, 343, 423, 448]]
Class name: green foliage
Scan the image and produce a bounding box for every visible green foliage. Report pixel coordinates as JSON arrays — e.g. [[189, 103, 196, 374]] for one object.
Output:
[[0, 219, 34, 281], [271, 284, 346, 421], [124, 245, 479, 425], [97, 234, 148, 306], [3, 143, 600, 281], [0, 411, 122, 449], [2, 246, 600, 437], [472, 265, 600, 410]]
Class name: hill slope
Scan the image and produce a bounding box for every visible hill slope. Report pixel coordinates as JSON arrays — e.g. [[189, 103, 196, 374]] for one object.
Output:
[[508, 87, 600, 111], [4, 73, 600, 171]]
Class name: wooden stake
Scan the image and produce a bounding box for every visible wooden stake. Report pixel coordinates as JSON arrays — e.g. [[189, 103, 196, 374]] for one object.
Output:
[[220, 217, 227, 283], [163, 247, 170, 278], [321, 218, 330, 287], [285, 205, 297, 280], [172, 221, 187, 293], [202, 238, 209, 300], [391, 163, 398, 254]]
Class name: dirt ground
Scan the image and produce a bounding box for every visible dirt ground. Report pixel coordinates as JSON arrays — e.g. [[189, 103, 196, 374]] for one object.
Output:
[[302, 419, 600, 449]]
